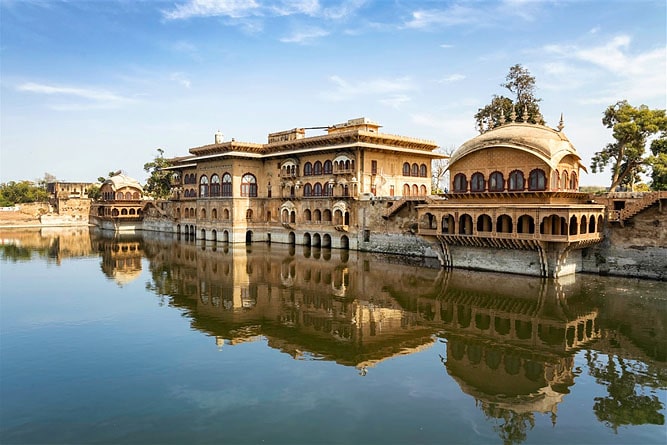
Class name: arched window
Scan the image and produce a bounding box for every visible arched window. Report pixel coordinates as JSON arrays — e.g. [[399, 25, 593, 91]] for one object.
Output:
[[403, 184, 411, 196], [313, 161, 322, 175], [210, 174, 220, 197], [508, 170, 524, 191], [453, 174, 467, 192], [199, 175, 209, 197], [488, 171, 504, 192], [529, 169, 546, 191], [313, 182, 322, 197], [304, 162, 312, 176], [570, 171, 578, 190], [222, 173, 232, 197], [241, 173, 257, 197], [551, 170, 560, 190], [116, 192, 124, 200], [471, 172, 485, 192], [125, 192, 132, 200], [323, 160, 332, 174], [420, 184, 427, 195], [133, 192, 140, 199], [303, 183, 312, 197], [561, 171, 569, 190], [246, 209, 253, 220], [304, 209, 311, 221], [325, 182, 334, 197], [412, 184, 419, 195], [403, 163, 411, 176], [411, 163, 419, 177], [420, 164, 427, 178]]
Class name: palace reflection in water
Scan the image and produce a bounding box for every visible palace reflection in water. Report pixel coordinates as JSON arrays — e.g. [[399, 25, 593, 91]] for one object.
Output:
[[1, 228, 665, 444]]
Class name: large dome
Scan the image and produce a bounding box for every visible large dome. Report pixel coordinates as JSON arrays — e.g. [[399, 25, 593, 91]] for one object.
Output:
[[450, 123, 586, 171], [103, 173, 143, 192]]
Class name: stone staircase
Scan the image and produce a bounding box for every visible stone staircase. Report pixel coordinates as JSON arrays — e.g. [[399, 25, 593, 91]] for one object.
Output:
[[608, 191, 666, 224], [382, 196, 432, 219]]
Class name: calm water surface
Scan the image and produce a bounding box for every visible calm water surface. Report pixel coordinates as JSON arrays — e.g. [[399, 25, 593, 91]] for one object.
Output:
[[1, 228, 665, 444]]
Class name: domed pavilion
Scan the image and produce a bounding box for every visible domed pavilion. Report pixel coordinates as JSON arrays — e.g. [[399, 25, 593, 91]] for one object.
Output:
[[417, 112, 605, 278]]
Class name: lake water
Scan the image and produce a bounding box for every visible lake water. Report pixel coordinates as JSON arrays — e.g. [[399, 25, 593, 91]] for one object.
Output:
[[1, 227, 665, 444]]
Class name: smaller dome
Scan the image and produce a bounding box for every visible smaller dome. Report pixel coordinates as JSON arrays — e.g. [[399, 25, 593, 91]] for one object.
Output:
[[450, 123, 585, 171], [104, 173, 144, 192]]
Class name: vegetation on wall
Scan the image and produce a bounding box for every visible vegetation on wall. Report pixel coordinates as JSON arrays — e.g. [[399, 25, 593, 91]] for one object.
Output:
[[474, 64, 543, 132], [143, 148, 174, 199], [591, 101, 667, 191]]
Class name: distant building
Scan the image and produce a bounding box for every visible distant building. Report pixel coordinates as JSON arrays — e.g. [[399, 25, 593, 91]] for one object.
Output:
[[47, 181, 95, 200], [90, 172, 145, 232]]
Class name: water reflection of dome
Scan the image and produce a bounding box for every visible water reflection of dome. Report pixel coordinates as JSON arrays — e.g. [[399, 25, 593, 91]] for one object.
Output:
[[443, 335, 575, 420]]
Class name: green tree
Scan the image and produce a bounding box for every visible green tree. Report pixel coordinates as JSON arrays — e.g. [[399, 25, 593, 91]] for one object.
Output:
[[0, 181, 48, 206], [591, 101, 667, 191], [143, 148, 174, 199], [87, 184, 101, 200], [475, 64, 543, 132], [647, 136, 667, 190]]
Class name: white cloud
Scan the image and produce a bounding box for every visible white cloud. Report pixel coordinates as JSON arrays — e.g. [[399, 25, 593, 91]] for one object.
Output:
[[170, 73, 192, 89], [323, 75, 417, 102], [403, 5, 479, 29], [379, 94, 411, 109], [16, 82, 134, 110], [440, 43, 454, 49], [438, 74, 465, 83], [541, 34, 667, 102], [280, 27, 329, 44], [163, 0, 260, 20]]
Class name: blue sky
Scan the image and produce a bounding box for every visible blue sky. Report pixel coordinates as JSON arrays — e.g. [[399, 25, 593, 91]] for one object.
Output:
[[1, 0, 665, 187]]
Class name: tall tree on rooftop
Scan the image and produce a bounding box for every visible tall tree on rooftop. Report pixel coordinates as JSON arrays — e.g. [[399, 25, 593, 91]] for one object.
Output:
[[143, 148, 174, 199], [474, 64, 543, 132], [591, 101, 667, 191]]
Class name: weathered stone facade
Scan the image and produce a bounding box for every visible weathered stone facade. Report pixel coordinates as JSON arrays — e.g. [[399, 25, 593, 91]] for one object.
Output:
[[417, 118, 606, 278]]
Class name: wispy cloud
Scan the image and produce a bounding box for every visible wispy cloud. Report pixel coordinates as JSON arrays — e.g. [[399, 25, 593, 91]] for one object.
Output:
[[163, 0, 365, 21], [380, 94, 411, 109], [163, 0, 260, 20], [322, 75, 417, 107], [541, 34, 666, 102], [403, 5, 480, 29], [438, 74, 465, 83], [280, 27, 329, 44], [170, 72, 192, 88], [16, 82, 134, 110]]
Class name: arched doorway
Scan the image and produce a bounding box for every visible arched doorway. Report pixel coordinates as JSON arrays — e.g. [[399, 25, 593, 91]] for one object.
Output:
[[245, 230, 253, 244], [340, 235, 349, 250]]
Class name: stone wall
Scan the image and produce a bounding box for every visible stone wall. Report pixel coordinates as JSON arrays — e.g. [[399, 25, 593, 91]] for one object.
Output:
[[581, 203, 666, 280], [449, 245, 545, 276]]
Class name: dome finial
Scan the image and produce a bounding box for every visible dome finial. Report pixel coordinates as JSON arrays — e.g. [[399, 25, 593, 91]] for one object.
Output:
[[510, 104, 517, 123], [499, 107, 506, 125], [522, 106, 529, 123], [557, 113, 564, 131]]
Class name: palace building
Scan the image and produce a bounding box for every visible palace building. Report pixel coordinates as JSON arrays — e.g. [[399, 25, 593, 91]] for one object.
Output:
[[160, 117, 445, 251], [417, 112, 606, 277], [91, 172, 145, 232]]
